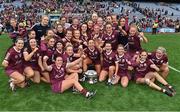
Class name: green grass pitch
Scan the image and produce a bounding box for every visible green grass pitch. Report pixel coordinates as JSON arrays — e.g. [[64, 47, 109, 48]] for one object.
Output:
[[0, 33, 180, 111]]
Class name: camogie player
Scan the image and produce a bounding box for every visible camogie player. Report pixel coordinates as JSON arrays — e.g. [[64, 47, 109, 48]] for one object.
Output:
[[43, 56, 96, 99], [62, 44, 83, 74], [62, 30, 73, 46], [72, 30, 83, 53], [83, 39, 101, 76], [90, 25, 104, 48], [23, 38, 43, 83], [53, 41, 64, 60], [127, 24, 148, 62], [133, 51, 175, 97], [127, 24, 148, 53], [118, 17, 129, 47], [99, 42, 116, 85], [2, 38, 26, 91], [102, 23, 119, 51], [148, 47, 169, 79], [80, 23, 89, 48], [112, 44, 132, 87], [41, 36, 56, 83]]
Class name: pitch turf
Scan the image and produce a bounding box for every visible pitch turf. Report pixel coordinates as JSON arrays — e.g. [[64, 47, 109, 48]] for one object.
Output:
[[0, 33, 180, 111]]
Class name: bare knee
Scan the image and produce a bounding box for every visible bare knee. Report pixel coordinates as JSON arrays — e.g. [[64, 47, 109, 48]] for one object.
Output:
[[17, 76, 25, 83]]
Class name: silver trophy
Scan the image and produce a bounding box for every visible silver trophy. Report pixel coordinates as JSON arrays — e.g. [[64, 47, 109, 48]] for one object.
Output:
[[84, 70, 98, 84]]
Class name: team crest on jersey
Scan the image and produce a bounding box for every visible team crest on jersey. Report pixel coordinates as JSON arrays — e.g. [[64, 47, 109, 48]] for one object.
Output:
[[122, 59, 125, 62], [109, 57, 112, 60], [19, 54, 22, 57], [144, 63, 147, 66], [15, 55, 18, 59]]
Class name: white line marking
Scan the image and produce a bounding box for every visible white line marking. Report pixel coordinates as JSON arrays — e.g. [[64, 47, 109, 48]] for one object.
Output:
[[169, 65, 180, 73]]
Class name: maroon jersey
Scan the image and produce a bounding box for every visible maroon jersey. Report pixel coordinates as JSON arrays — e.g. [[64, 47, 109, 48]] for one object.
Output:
[[53, 49, 64, 60], [102, 50, 116, 68], [102, 31, 119, 50], [50, 64, 66, 83], [23, 47, 41, 70], [115, 53, 130, 71], [4, 47, 23, 71], [90, 32, 103, 41], [128, 35, 142, 52], [134, 59, 154, 77], [84, 47, 100, 61], [148, 52, 168, 67], [62, 53, 76, 64], [62, 37, 72, 46], [44, 47, 55, 65], [81, 33, 90, 48], [72, 40, 82, 53]]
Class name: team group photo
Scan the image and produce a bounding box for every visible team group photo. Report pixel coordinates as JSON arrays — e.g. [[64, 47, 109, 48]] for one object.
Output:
[[0, 0, 180, 111]]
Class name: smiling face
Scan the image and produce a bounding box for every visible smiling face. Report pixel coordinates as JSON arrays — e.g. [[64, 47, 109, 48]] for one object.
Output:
[[106, 16, 112, 23], [46, 30, 54, 37], [72, 18, 79, 26], [73, 30, 80, 39], [66, 30, 72, 40], [66, 46, 74, 56], [156, 49, 164, 59], [81, 24, 87, 32], [120, 18, 126, 26], [129, 27, 137, 36], [117, 45, 125, 55], [140, 51, 148, 61], [56, 42, 63, 51], [29, 38, 37, 49], [28, 30, 36, 39], [94, 25, 100, 33], [57, 25, 63, 33], [106, 24, 113, 33], [87, 20, 93, 28], [48, 38, 55, 47], [88, 40, 95, 49], [15, 39, 24, 50], [97, 17, 104, 26], [41, 16, 49, 26], [55, 56, 63, 67], [105, 43, 112, 52]]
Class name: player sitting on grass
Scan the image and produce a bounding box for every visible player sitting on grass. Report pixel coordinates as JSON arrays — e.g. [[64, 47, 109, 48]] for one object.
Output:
[[133, 51, 176, 97], [43, 55, 96, 99]]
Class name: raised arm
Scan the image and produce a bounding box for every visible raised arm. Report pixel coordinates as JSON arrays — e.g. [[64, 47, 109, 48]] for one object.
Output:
[[43, 56, 52, 72], [23, 47, 39, 61], [139, 32, 148, 43], [66, 55, 85, 68]]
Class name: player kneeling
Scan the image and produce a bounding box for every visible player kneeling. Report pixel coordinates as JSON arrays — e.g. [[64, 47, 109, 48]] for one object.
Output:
[[99, 42, 116, 85], [83, 40, 101, 77], [112, 44, 132, 88], [134, 51, 176, 97], [43, 55, 96, 99], [148, 47, 169, 79]]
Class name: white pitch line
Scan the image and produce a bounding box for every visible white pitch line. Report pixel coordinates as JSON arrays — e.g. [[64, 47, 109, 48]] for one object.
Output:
[[169, 65, 180, 73]]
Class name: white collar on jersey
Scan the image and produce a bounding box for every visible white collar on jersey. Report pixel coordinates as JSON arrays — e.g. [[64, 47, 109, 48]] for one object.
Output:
[[140, 59, 146, 63], [106, 50, 112, 55], [118, 54, 124, 58], [88, 47, 95, 52], [13, 46, 21, 53]]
